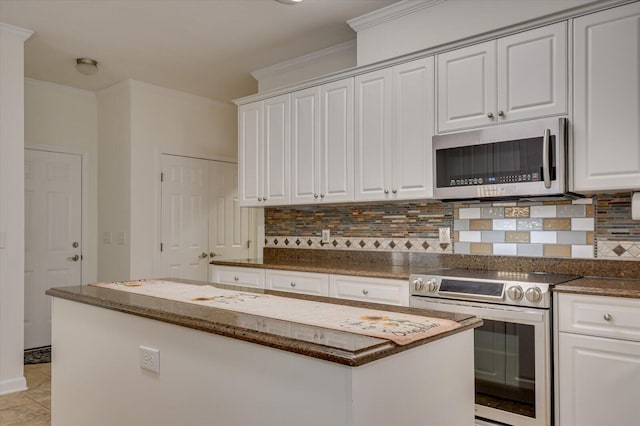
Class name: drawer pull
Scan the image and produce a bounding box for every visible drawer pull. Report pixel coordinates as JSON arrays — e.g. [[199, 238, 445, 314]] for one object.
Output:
[[362, 289, 369, 295], [603, 313, 613, 322], [233, 276, 239, 281], [290, 281, 296, 287]]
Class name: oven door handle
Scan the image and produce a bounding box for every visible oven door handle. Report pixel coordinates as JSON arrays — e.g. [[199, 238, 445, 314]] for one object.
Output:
[[410, 297, 546, 324], [542, 128, 552, 189]]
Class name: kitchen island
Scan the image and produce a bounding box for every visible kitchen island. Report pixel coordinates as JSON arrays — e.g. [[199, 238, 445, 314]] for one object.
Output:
[[47, 279, 481, 426]]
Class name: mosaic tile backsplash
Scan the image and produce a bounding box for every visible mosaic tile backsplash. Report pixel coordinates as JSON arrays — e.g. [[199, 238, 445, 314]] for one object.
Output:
[[264, 193, 640, 260]]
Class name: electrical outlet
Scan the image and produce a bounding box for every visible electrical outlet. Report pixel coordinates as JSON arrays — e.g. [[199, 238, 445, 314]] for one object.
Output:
[[321, 229, 330, 243], [102, 231, 111, 244], [116, 231, 126, 245], [439, 227, 451, 244], [139, 346, 160, 374]]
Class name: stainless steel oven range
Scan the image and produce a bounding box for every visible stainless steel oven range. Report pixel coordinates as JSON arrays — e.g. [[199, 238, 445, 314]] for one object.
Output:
[[409, 269, 579, 426]]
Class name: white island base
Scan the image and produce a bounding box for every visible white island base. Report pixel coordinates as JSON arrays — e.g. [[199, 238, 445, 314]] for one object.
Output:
[[51, 297, 475, 426]]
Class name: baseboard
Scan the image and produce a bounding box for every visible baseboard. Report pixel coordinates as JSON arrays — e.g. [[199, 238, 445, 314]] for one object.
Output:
[[0, 376, 27, 395]]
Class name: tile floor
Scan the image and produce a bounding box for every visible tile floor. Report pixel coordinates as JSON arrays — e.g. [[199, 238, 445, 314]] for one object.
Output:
[[0, 364, 51, 425]]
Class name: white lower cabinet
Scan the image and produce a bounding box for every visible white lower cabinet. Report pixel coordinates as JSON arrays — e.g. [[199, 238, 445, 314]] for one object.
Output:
[[329, 275, 409, 306], [265, 269, 329, 296], [211, 265, 265, 288], [557, 293, 640, 425]]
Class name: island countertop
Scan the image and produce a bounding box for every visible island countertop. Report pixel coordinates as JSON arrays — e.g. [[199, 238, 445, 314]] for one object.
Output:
[[46, 279, 481, 366]]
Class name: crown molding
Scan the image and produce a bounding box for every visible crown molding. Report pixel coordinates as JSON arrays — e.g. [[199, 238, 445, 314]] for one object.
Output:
[[25, 78, 97, 98], [0, 22, 34, 41], [251, 40, 356, 82], [347, 0, 447, 32]]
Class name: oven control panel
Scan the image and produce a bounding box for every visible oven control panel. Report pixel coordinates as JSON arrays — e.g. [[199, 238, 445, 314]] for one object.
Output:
[[410, 274, 551, 308]]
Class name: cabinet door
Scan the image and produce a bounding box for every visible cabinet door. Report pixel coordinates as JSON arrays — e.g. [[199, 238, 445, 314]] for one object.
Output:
[[211, 265, 266, 288], [573, 2, 640, 191], [320, 78, 354, 203], [497, 21, 567, 123], [329, 275, 409, 306], [437, 40, 497, 132], [291, 87, 320, 205], [263, 94, 291, 205], [392, 57, 435, 200], [558, 333, 640, 426], [354, 68, 393, 201], [238, 101, 262, 206], [265, 269, 329, 296]]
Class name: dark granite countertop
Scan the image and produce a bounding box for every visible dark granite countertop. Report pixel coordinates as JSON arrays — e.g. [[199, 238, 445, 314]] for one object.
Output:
[[211, 258, 413, 280], [553, 277, 640, 299], [46, 279, 481, 367]]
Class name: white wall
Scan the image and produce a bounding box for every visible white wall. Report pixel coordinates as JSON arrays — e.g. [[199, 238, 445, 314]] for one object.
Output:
[[97, 81, 132, 282], [25, 79, 98, 284], [355, 0, 599, 65], [0, 22, 32, 396]]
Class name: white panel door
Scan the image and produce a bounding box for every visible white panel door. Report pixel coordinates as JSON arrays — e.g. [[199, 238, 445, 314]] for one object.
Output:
[[437, 40, 497, 132], [497, 21, 567, 123], [320, 78, 354, 203], [209, 161, 255, 260], [263, 94, 290, 206], [25, 149, 82, 349], [238, 101, 262, 206], [161, 155, 209, 281], [355, 68, 393, 201], [392, 57, 435, 200], [291, 87, 320, 204], [573, 2, 640, 191], [558, 333, 640, 426]]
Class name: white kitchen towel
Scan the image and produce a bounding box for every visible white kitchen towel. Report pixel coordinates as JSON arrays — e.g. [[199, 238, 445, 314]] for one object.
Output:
[[89, 279, 462, 345]]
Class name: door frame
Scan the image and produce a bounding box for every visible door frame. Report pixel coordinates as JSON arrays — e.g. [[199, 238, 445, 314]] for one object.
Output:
[[25, 144, 89, 284]]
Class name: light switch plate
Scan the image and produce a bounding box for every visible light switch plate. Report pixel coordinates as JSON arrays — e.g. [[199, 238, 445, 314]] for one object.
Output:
[[439, 227, 451, 244], [322, 229, 330, 243]]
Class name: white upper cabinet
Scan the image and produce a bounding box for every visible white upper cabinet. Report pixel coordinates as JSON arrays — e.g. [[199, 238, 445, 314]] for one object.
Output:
[[437, 21, 567, 133], [355, 57, 435, 201], [291, 78, 354, 205], [238, 94, 290, 206], [572, 2, 640, 192]]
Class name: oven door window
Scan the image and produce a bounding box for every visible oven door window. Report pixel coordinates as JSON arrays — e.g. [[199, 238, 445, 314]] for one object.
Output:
[[474, 319, 536, 418]]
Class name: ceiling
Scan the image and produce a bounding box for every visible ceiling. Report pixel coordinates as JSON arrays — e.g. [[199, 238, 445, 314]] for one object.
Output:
[[0, 0, 398, 102]]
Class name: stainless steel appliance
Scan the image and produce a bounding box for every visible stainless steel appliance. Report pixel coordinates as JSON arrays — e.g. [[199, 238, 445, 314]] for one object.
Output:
[[432, 117, 576, 201], [409, 269, 579, 426]]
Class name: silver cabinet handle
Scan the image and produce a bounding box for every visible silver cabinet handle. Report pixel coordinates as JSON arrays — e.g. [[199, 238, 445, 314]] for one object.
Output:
[[233, 276, 239, 281], [209, 252, 218, 258], [487, 112, 494, 119], [263, 196, 268, 201], [603, 313, 613, 321], [313, 193, 318, 198], [320, 193, 325, 198], [290, 281, 296, 287], [257, 197, 262, 201], [498, 110, 505, 117], [199, 252, 208, 259], [72, 241, 79, 248], [384, 189, 389, 194], [67, 254, 80, 262], [362, 289, 369, 295], [542, 128, 551, 189], [392, 189, 397, 194]]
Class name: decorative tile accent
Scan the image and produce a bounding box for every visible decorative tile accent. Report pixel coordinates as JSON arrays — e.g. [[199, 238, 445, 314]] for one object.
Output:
[[597, 240, 640, 260], [505, 207, 530, 218], [264, 236, 451, 253]]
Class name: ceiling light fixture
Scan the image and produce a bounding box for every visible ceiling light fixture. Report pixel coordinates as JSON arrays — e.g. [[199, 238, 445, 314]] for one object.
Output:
[[275, 0, 303, 5], [75, 58, 98, 76]]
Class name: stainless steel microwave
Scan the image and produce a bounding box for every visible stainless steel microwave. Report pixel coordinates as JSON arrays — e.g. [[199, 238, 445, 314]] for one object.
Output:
[[433, 117, 575, 201]]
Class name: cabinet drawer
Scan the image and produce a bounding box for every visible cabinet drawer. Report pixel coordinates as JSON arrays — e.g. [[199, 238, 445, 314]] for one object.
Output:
[[558, 293, 640, 342], [329, 275, 409, 306], [265, 269, 329, 296], [211, 265, 265, 288]]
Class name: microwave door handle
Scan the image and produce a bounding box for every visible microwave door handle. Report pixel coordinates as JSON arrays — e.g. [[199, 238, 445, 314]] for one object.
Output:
[[542, 128, 551, 188]]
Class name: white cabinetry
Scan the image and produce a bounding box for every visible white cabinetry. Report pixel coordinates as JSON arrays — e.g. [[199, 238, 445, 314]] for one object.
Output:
[[238, 94, 290, 206], [329, 275, 409, 306], [437, 21, 567, 132], [355, 57, 434, 201], [572, 2, 640, 192], [211, 265, 265, 288], [265, 269, 330, 296], [291, 78, 354, 205], [557, 293, 640, 425]]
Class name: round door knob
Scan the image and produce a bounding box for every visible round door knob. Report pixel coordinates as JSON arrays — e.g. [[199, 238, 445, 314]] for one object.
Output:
[[209, 252, 218, 258], [427, 278, 438, 292], [67, 254, 80, 262], [290, 281, 296, 287], [362, 289, 369, 295], [603, 313, 613, 322], [507, 285, 524, 301], [72, 241, 79, 248], [313, 193, 318, 198], [384, 189, 389, 194], [487, 112, 494, 119], [233, 276, 239, 281], [525, 287, 542, 303], [199, 252, 208, 259], [413, 277, 424, 291], [498, 110, 505, 117]]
